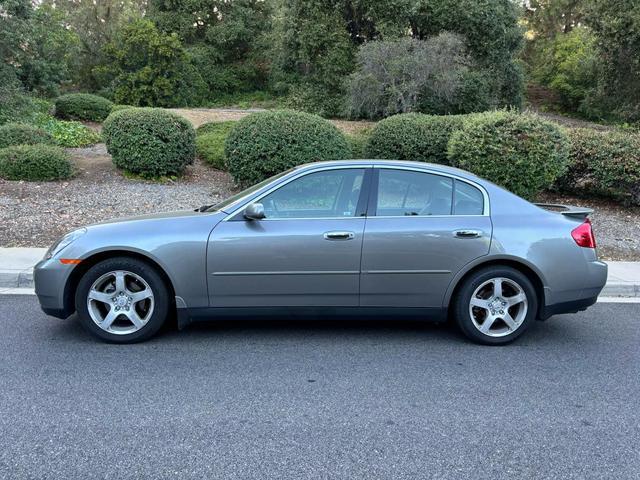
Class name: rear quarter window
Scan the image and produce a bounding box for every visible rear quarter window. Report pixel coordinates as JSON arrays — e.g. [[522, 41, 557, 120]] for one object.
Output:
[[454, 180, 484, 215]]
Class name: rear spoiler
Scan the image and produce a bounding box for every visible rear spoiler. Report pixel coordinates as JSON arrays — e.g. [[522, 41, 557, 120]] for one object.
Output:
[[534, 203, 593, 220]]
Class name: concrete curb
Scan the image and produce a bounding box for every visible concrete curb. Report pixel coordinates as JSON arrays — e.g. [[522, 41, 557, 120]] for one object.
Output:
[[1, 248, 639, 297]]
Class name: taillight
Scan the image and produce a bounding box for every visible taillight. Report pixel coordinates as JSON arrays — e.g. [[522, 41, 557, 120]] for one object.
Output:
[[571, 218, 596, 248]]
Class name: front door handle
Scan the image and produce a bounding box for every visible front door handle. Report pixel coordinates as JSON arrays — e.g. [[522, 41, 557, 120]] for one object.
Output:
[[454, 229, 482, 238], [324, 231, 355, 240]]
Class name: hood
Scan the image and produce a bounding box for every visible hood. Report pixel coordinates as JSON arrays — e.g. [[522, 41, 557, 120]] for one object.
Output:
[[91, 210, 204, 227]]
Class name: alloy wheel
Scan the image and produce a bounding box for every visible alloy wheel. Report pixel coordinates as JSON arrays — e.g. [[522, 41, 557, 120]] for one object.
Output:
[[468, 277, 528, 338], [86, 270, 155, 335]]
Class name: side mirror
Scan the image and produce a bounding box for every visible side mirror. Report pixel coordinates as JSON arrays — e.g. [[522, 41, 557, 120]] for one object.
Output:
[[244, 202, 265, 220]]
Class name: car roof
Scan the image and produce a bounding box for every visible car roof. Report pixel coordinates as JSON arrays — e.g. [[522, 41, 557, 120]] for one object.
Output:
[[294, 159, 484, 183]]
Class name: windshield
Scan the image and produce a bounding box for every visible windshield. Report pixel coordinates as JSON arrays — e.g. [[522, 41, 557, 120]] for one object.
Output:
[[204, 169, 294, 213]]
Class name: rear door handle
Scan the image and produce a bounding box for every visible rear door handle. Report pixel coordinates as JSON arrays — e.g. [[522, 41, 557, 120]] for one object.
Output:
[[324, 231, 355, 240], [454, 229, 482, 238]]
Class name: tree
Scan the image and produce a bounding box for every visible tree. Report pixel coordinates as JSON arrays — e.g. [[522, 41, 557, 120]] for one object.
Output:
[[148, 0, 272, 94], [17, 4, 80, 96], [101, 19, 207, 107], [586, 0, 640, 121], [346, 33, 475, 119], [271, 0, 525, 116], [56, 0, 145, 91]]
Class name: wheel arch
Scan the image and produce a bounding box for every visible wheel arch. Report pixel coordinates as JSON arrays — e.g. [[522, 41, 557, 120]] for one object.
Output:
[[445, 257, 547, 319], [62, 249, 177, 316]]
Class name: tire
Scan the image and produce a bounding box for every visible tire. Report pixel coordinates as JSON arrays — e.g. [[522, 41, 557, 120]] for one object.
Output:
[[75, 256, 171, 343], [453, 266, 538, 346]]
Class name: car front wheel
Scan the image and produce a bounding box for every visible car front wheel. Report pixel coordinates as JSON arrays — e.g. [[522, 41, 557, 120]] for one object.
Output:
[[75, 257, 170, 343], [453, 266, 538, 345]]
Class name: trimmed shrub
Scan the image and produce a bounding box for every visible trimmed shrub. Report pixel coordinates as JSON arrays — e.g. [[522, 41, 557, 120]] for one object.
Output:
[[447, 111, 570, 200], [0, 145, 73, 181], [225, 110, 350, 185], [110, 104, 135, 113], [0, 123, 54, 148], [54, 93, 114, 122], [558, 128, 640, 205], [196, 121, 236, 170], [102, 108, 196, 177], [365, 113, 467, 165]]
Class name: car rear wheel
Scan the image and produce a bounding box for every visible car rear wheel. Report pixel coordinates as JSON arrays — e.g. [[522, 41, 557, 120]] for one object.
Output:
[[75, 257, 170, 343], [453, 266, 538, 345]]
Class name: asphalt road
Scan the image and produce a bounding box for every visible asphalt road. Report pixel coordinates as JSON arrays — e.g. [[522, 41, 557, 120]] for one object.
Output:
[[0, 295, 638, 480]]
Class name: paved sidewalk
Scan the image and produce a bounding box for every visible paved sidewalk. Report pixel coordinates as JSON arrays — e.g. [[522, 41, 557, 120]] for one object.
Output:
[[0, 247, 638, 296]]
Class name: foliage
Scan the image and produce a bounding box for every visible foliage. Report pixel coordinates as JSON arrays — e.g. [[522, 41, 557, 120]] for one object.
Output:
[[558, 128, 640, 205], [0, 123, 54, 148], [346, 34, 471, 119], [522, 0, 585, 39], [284, 84, 346, 118], [102, 108, 196, 177], [100, 19, 207, 108], [0, 67, 52, 125], [530, 27, 598, 113], [54, 93, 114, 122], [56, 0, 144, 91], [36, 116, 101, 148], [110, 104, 135, 113], [16, 4, 80, 96], [345, 128, 371, 159], [365, 113, 467, 165], [270, 0, 355, 114], [585, 0, 640, 122], [149, 0, 272, 95], [447, 111, 570, 199], [0, 144, 73, 181], [225, 110, 350, 185], [196, 121, 236, 170]]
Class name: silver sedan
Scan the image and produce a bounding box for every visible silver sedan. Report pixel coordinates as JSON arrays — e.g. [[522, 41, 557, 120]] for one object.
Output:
[[34, 160, 608, 345]]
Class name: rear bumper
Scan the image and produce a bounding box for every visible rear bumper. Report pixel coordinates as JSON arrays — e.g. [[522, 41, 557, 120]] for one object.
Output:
[[540, 295, 598, 320], [540, 259, 607, 320]]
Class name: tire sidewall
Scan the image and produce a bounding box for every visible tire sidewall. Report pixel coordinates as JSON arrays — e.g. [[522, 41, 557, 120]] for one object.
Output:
[[75, 257, 170, 343], [454, 267, 538, 346]]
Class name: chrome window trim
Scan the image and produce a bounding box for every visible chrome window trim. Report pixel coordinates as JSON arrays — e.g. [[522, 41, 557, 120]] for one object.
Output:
[[372, 165, 490, 217], [222, 162, 490, 221], [223, 165, 373, 221]]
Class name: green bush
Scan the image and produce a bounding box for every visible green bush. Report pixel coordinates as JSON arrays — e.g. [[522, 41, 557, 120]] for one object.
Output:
[[196, 121, 236, 170], [365, 113, 467, 165], [54, 93, 114, 122], [110, 104, 135, 113], [447, 111, 570, 200], [0, 144, 73, 181], [103, 108, 196, 177], [225, 110, 350, 185], [0, 123, 54, 148], [36, 116, 101, 147], [345, 128, 371, 159], [558, 128, 640, 205]]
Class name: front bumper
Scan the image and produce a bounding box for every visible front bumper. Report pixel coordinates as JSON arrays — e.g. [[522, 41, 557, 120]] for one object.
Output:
[[34, 258, 76, 319]]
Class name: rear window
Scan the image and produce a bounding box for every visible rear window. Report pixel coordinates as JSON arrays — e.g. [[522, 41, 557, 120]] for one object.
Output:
[[454, 180, 484, 215]]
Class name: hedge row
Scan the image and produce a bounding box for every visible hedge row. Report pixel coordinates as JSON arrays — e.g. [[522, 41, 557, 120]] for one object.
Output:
[[558, 129, 640, 206]]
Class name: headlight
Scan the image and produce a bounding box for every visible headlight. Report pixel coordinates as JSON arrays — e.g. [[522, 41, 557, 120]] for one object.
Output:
[[44, 228, 87, 260]]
